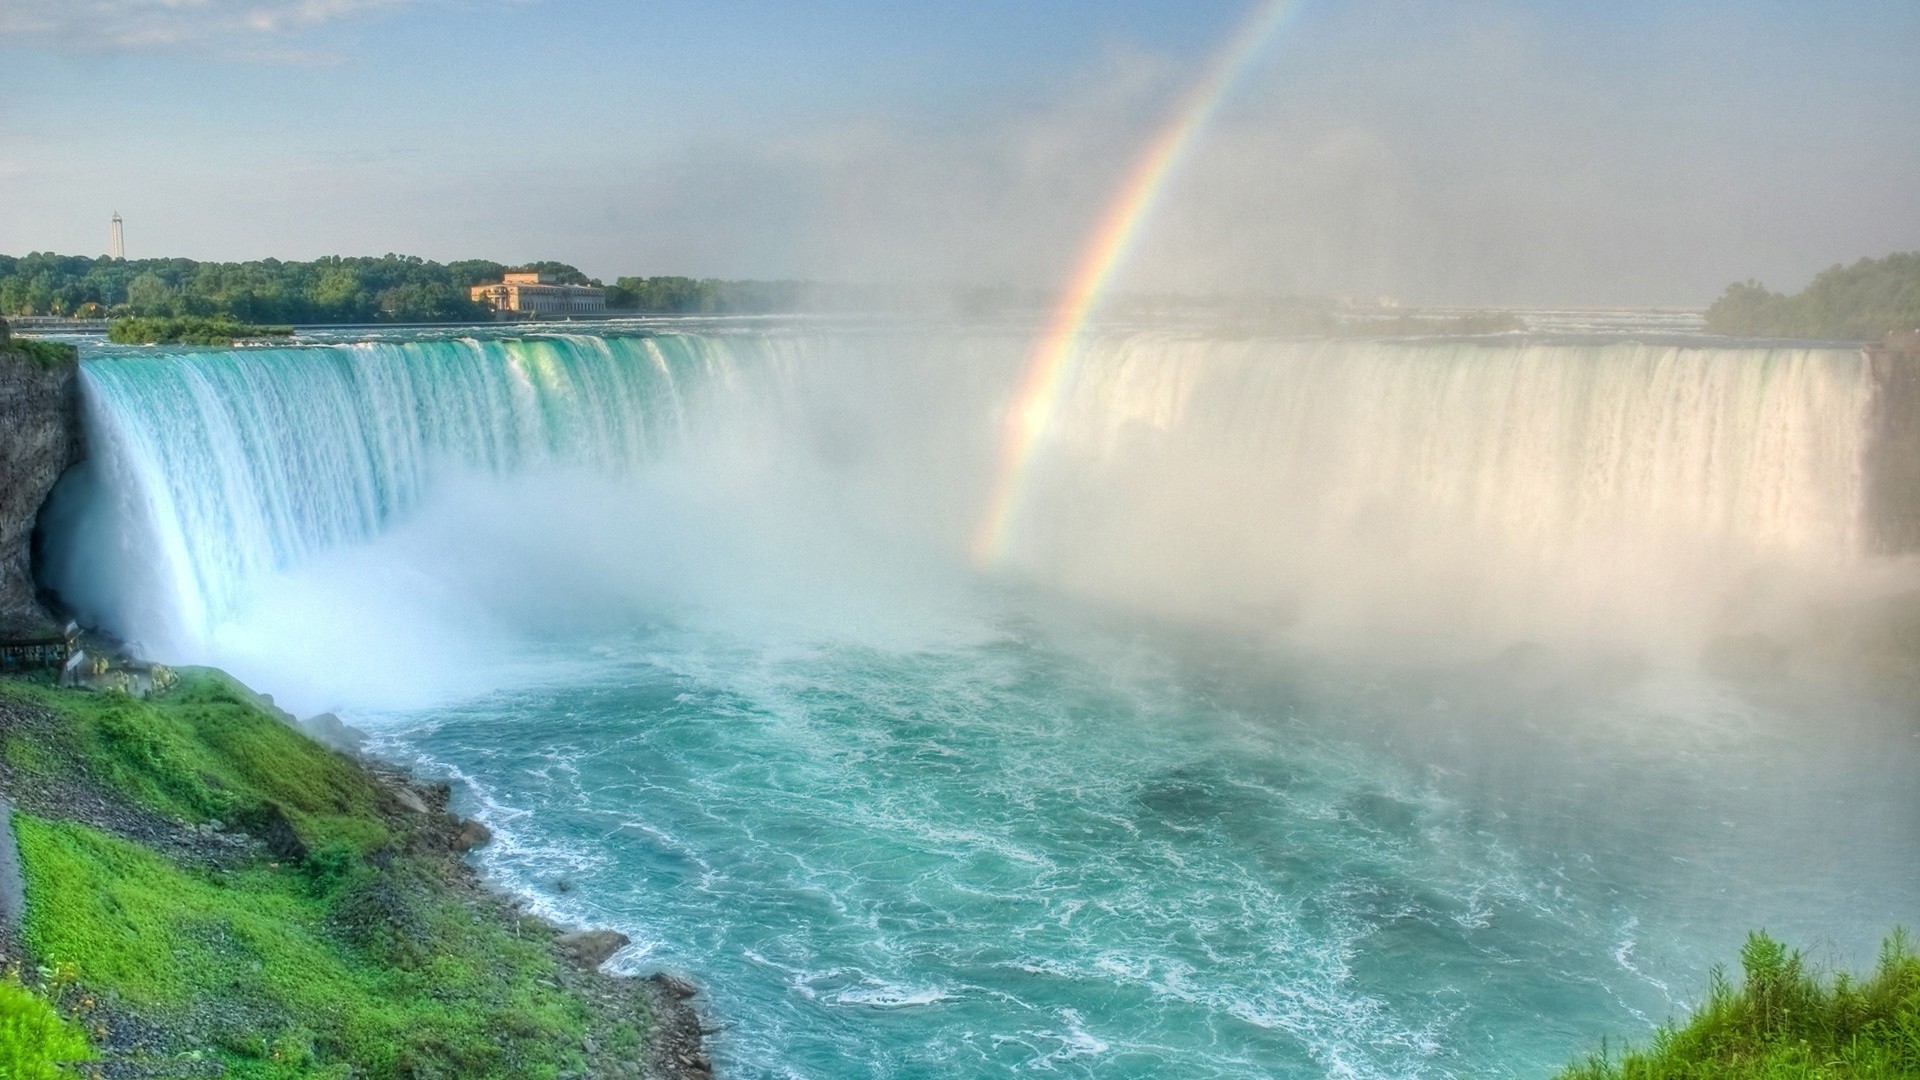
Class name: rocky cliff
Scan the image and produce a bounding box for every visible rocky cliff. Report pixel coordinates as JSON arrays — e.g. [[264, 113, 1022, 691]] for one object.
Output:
[[0, 319, 83, 634], [1866, 331, 1920, 554]]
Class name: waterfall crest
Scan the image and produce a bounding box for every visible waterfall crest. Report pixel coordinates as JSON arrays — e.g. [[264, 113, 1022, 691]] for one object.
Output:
[[46, 329, 1876, 665]]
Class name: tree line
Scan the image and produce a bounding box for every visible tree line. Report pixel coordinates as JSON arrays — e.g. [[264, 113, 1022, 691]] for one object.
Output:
[[0, 252, 815, 322], [1706, 251, 1920, 341]]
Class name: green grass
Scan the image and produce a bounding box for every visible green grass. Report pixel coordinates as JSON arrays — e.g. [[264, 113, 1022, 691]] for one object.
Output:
[[1559, 931, 1920, 1080], [1, 671, 612, 1079], [0, 976, 93, 1080], [2, 670, 389, 853], [17, 816, 587, 1079]]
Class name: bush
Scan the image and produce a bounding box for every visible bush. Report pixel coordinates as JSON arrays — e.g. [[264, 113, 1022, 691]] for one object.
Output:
[[0, 977, 93, 1080], [3, 337, 79, 368], [1559, 929, 1920, 1079], [107, 315, 293, 346]]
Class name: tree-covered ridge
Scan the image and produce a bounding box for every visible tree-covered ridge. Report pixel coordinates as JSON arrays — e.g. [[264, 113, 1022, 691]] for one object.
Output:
[[0, 252, 817, 323], [1706, 252, 1920, 341], [0, 253, 510, 323]]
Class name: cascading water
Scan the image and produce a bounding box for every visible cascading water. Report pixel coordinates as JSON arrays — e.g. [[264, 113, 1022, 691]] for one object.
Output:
[[40, 327, 1920, 1078], [51, 330, 1874, 664]]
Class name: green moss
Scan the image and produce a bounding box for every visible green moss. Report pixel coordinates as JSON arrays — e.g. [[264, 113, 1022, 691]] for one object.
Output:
[[1560, 930, 1920, 1080], [0, 976, 93, 1080], [1, 670, 388, 853]]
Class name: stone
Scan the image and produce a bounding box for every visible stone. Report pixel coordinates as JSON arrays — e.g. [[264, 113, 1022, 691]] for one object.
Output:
[[451, 818, 493, 852], [239, 803, 310, 863], [649, 972, 699, 1000], [555, 929, 630, 969], [302, 712, 371, 752], [0, 339, 82, 629], [388, 784, 429, 815]]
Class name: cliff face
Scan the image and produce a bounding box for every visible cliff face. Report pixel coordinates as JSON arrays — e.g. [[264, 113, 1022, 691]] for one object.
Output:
[[1866, 332, 1920, 554], [0, 329, 83, 633]]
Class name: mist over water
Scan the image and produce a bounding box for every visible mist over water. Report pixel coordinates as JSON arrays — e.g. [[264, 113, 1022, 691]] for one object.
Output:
[[43, 327, 1920, 1077]]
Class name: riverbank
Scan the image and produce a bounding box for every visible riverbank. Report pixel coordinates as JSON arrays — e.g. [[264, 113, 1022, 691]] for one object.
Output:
[[0, 667, 709, 1079]]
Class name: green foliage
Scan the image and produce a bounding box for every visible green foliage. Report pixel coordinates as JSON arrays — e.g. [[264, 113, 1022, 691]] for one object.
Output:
[[0, 252, 504, 323], [1, 671, 612, 1079], [16, 816, 587, 1079], [0, 976, 93, 1080], [0, 670, 388, 853], [107, 315, 295, 346], [0, 337, 79, 368], [510, 261, 593, 286], [1559, 930, 1920, 1080], [1705, 252, 1920, 340]]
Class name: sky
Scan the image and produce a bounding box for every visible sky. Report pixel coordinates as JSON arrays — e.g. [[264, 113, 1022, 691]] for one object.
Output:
[[1, 0, 1917, 306]]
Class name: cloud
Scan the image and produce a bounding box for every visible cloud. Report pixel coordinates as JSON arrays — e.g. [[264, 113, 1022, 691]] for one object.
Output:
[[0, 0, 476, 53]]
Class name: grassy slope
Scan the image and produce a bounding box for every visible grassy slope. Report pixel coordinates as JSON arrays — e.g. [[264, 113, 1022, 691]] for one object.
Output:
[[1560, 931, 1920, 1080], [0, 671, 618, 1079]]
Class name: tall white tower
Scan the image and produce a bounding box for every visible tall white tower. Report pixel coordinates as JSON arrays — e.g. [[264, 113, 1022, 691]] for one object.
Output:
[[110, 211, 124, 260]]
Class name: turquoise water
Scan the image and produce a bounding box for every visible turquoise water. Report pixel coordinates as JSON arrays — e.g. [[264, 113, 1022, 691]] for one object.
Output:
[[51, 328, 1920, 1077], [353, 600, 1919, 1078]]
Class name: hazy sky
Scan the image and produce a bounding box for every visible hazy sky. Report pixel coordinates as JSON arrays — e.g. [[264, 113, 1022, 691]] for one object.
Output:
[[2, 0, 1916, 305]]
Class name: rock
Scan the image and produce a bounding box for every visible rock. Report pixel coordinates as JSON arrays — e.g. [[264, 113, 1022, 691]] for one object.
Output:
[[388, 784, 429, 815], [555, 929, 630, 969], [649, 972, 699, 1000], [302, 712, 370, 752], [237, 802, 309, 862], [451, 818, 492, 852], [0, 332, 82, 630]]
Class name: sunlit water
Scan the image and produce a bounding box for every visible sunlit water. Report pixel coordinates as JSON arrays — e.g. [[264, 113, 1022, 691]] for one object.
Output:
[[46, 325, 1920, 1077]]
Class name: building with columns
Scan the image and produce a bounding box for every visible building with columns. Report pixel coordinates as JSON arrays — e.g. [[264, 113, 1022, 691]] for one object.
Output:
[[469, 272, 606, 316]]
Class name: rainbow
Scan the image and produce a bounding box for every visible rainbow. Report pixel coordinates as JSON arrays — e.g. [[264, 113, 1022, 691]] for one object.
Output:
[[971, 0, 1303, 566]]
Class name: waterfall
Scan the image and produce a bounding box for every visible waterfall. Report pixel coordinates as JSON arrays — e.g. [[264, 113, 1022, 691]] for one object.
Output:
[[44, 329, 1877, 670], [1013, 335, 1873, 643]]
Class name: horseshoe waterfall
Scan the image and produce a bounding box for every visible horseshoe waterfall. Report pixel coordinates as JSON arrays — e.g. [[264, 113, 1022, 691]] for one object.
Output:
[[39, 328, 1920, 1079]]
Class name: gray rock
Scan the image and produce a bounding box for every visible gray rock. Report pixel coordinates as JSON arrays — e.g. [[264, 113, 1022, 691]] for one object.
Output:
[[388, 784, 429, 815], [650, 972, 700, 1000], [556, 929, 630, 969], [451, 818, 493, 852], [302, 712, 372, 752], [0, 343, 81, 630]]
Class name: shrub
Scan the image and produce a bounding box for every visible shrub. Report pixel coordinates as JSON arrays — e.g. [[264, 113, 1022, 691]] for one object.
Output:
[[107, 315, 293, 346], [1559, 929, 1920, 1079], [0, 977, 93, 1080], [3, 337, 79, 368]]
